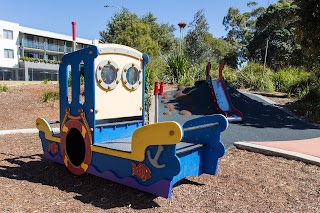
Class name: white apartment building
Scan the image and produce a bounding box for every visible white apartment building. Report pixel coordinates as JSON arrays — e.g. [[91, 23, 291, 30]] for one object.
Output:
[[0, 20, 98, 81]]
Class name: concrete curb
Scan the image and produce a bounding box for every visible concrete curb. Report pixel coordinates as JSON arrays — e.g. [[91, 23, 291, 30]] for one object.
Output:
[[241, 91, 276, 105], [0, 128, 60, 135], [234, 141, 320, 166]]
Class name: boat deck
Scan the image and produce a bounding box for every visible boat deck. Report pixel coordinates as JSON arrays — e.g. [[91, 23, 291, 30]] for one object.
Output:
[[93, 137, 202, 154]]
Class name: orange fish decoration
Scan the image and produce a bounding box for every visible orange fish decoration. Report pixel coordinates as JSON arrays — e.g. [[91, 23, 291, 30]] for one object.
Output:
[[132, 162, 151, 181], [48, 142, 58, 155]]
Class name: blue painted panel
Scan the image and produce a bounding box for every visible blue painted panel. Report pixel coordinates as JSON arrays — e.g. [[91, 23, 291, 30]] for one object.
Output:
[[94, 122, 143, 143], [59, 46, 99, 132], [39, 131, 62, 157], [182, 115, 227, 175], [142, 53, 149, 126], [142, 145, 180, 185], [172, 147, 203, 185], [90, 144, 180, 185]]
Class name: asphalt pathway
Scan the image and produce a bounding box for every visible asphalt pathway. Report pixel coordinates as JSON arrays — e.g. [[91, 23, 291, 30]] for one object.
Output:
[[158, 83, 320, 149]]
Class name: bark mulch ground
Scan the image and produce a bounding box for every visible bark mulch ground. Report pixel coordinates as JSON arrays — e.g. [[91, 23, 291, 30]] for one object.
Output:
[[0, 84, 319, 212]]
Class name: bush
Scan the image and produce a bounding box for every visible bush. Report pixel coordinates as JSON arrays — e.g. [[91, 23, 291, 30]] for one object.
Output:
[[146, 56, 166, 93], [68, 75, 84, 87], [20, 56, 60, 64], [296, 84, 320, 121], [188, 62, 208, 82], [274, 67, 313, 98], [163, 53, 189, 83], [144, 94, 152, 124], [236, 62, 275, 92], [0, 84, 9, 92], [41, 91, 59, 102], [42, 79, 49, 84], [178, 74, 195, 86]]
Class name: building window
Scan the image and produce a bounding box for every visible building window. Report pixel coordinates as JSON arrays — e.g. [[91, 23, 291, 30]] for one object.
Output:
[[3, 29, 13, 40], [48, 55, 58, 61], [4, 49, 14, 59]]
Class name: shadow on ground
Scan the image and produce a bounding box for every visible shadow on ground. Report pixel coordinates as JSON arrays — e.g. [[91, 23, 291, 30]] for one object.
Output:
[[160, 82, 319, 130], [0, 154, 160, 210]]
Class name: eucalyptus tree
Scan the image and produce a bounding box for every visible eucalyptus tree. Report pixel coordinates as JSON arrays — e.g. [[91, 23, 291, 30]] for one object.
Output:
[[99, 9, 176, 57], [294, 0, 320, 65], [184, 9, 212, 65], [223, 2, 265, 65], [248, 1, 306, 70]]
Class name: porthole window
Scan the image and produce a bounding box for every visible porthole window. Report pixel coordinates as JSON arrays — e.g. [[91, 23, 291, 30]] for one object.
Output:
[[96, 60, 120, 91], [126, 67, 139, 85], [122, 63, 142, 91], [101, 65, 116, 85]]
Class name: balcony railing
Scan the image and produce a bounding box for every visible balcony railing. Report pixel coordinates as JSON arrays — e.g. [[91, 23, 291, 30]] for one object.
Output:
[[23, 40, 89, 53], [23, 40, 45, 50], [23, 40, 66, 53]]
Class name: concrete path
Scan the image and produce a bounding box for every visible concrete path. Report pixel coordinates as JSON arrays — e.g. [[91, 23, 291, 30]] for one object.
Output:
[[0, 128, 59, 135], [234, 137, 320, 166]]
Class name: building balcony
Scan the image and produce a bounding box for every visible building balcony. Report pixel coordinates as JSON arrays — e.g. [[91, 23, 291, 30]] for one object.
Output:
[[23, 40, 69, 53], [19, 59, 59, 71]]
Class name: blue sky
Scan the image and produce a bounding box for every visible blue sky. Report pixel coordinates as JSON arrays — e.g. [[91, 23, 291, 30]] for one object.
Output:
[[0, 0, 275, 40]]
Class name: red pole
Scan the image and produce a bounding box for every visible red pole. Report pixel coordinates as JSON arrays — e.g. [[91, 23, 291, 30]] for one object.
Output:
[[72, 21, 76, 51], [72, 21, 76, 41], [154, 82, 159, 96], [154, 82, 159, 123], [206, 62, 212, 81], [159, 81, 164, 95], [219, 62, 225, 81]]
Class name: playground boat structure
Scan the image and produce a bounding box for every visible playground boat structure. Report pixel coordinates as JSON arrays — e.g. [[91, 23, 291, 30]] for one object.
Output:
[[36, 44, 228, 198], [206, 62, 243, 123]]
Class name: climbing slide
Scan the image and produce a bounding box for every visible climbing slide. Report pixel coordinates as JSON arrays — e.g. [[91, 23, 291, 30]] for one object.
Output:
[[206, 62, 243, 123]]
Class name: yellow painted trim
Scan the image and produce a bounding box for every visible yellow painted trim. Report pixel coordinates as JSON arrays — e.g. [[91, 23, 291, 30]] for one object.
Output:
[[62, 125, 69, 133], [67, 114, 81, 120], [91, 121, 182, 161], [36, 118, 60, 143], [64, 155, 69, 166], [81, 163, 88, 171], [91, 145, 132, 159], [81, 125, 87, 139]]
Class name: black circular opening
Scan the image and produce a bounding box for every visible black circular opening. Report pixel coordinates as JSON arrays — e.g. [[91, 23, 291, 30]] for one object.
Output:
[[66, 128, 86, 167]]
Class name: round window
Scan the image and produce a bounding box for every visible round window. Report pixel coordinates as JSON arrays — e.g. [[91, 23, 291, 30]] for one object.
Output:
[[126, 67, 139, 85], [122, 62, 143, 91], [101, 65, 116, 84], [96, 60, 120, 91]]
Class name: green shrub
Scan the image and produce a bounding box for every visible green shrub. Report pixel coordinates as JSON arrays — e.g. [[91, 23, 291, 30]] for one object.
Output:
[[144, 94, 152, 124], [219, 64, 237, 84], [68, 75, 84, 87], [274, 67, 313, 98], [163, 53, 189, 83], [236, 62, 275, 92], [296, 84, 320, 121], [0, 84, 9, 92], [178, 74, 195, 86], [188, 62, 208, 82], [80, 75, 84, 85], [41, 91, 59, 102], [146, 56, 166, 93], [19, 56, 31, 61], [20, 56, 60, 64], [68, 75, 71, 87], [42, 79, 49, 84]]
